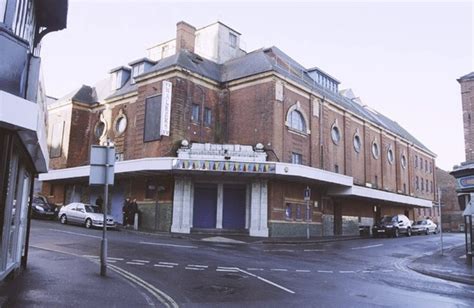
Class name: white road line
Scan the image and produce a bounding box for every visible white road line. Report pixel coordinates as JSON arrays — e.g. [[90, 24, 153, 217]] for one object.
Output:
[[216, 269, 239, 272], [140, 241, 197, 249], [126, 262, 146, 265], [362, 270, 374, 273], [51, 229, 102, 239], [295, 270, 311, 273], [107, 257, 124, 261], [263, 249, 295, 252], [217, 266, 239, 270], [154, 264, 174, 268], [303, 249, 325, 252], [237, 268, 295, 294], [247, 268, 264, 271], [339, 270, 355, 273], [270, 268, 288, 272], [317, 270, 333, 273], [159, 262, 179, 266], [186, 267, 204, 271], [380, 269, 394, 273], [83, 255, 99, 258], [132, 259, 150, 263], [351, 244, 383, 250], [187, 264, 208, 268]]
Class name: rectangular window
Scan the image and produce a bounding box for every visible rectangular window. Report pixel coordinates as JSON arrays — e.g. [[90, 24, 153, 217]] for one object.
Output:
[[49, 121, 64, 158], [425, 160, 428, 172], [291, 152, 302, 165], [429, 162, 433, 173], [415, 176, 419, 190], [229, 32, 237, 48], [132, 63, 144, 78], [334, 164, 339, 173], [403, 183, 407, 193], [415, 155, 418, 168], [296, 205, 302, 220], [374, 175, 378, 188], [191, 104, 200, 123], [204, 107, 212, 127], [285, 204, 292, 220], [431, 181, 433, 193], [426, 179, 429, 192], [421, 178, 424, 191], [144, 95, 162, 142]]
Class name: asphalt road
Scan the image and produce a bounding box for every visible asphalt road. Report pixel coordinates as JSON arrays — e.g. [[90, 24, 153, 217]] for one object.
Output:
[[28, 219, 474, 307]]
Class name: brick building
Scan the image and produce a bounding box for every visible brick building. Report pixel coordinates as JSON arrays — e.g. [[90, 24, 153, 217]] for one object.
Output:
[[436, 168, 463, 232], [0, 0, 67, 280], [40, 21, 437, 237]]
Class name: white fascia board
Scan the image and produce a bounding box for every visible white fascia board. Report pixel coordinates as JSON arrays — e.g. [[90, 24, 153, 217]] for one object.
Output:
[[331, 185, 433, 208], [39, 157, 175, 181], [0, 90, 38, 131], [274, 163, 353, 187]]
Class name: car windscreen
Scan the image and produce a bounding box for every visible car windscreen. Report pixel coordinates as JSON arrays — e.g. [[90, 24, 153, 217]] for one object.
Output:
[[380, 216, 396, 223], [416, 220, 427, 225], [85, 205, 101, 213]]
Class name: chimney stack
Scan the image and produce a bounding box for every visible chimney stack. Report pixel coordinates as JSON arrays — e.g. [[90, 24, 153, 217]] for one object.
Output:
[[176, 21, 196, 53]]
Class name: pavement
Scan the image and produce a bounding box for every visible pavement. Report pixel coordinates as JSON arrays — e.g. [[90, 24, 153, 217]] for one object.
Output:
[[1, 229, 473, 307]]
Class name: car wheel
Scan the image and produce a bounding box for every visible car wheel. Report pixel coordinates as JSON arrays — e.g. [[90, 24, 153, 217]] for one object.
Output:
[[407, 228, 412, 237], [85, 218, 92, 229], [425, 228, 429, 235], [394, 228, 399, 238], [60, 214, 67, 224]]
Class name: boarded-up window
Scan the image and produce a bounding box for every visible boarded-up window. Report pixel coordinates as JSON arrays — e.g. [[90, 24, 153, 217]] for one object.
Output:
[[144, 95, 162, 142], [50, 121, 64, 158]]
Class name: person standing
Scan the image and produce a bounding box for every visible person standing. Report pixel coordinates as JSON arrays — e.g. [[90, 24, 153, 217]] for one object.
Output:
[[122, 197, 131, 227], [95, 196, 104, 212], [129, 198, 138, 227]]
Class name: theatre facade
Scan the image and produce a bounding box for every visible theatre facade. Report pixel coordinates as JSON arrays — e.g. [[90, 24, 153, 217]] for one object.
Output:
[[39, 21, 437, 237]]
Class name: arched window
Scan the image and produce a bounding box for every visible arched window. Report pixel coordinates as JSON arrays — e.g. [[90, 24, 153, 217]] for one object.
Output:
[[289, 110, 306, 132]]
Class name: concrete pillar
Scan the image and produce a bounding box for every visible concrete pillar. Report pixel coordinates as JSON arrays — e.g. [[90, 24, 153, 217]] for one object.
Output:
[[249, 180, 269, 237], [245, 184, 250, 229], [171, 177, 192, 233], [216, 183, 223, 229]]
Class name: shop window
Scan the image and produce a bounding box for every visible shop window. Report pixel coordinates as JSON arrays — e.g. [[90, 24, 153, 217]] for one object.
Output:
[[204, 107, 212, 127], [144, 95, 162, 142], [296, 205, 302, 220], [191, 104, 200, 123], [285, 204, 292, 220], [145, 179, 157, 199]]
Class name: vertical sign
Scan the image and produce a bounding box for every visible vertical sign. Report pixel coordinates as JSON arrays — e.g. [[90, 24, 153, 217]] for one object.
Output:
[[160, 80, 172, 136]]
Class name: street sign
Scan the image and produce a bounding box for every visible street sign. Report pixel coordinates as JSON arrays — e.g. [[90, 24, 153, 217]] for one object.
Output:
[[304, 186, 311, 201], [89, 145, 115, 186]]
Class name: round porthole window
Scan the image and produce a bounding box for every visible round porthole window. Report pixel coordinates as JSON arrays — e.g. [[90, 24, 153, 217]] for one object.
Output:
[[353, 134, 361, 153], [371, 141, 380, 159], [95, 121, 105, 139], [331, 124, 341, 145], [401, 154, 407, 169], [115, 115, 127, 135], [387, 148, 394, 164]]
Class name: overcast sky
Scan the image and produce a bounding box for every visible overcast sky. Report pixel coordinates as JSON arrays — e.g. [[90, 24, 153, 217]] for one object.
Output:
[[40, 0, 473, 171]]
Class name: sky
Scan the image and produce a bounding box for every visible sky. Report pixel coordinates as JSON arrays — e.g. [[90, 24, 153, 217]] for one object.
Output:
[[40, 0, 473, 171]]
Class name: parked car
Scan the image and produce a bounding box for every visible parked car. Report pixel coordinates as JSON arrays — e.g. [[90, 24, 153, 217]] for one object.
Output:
[[412, 219, 438, 235], [58, 202, 115, 229], [372, 214, 412, 238], [32, 196, 58, 220]]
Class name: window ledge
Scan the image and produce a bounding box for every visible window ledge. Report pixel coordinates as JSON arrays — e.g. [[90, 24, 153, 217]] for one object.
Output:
[[286, 126, 310, 137]]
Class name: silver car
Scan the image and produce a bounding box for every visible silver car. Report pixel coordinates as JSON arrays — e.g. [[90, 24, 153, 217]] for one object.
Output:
[[58, 202, 115, 229], [412, 219, 438, 235]]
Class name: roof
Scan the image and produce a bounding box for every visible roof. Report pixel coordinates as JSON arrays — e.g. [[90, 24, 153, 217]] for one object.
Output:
[[56, 85, 96, 105], [128, 57, 156, 67], [458, 72, 474, 83]]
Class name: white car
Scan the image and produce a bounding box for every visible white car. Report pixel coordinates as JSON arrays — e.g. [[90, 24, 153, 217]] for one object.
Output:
[[412, 219, 438, 235], [58, 202, 115, 229]]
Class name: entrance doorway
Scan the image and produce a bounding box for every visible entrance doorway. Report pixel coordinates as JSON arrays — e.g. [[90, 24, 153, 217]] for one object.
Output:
[[223, 184, 246, 229], [193, 184, 217, 228]]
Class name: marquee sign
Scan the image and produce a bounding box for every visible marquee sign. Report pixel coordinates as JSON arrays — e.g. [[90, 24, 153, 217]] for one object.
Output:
[[160, 80, 172, 136], [173, 159, 276, 173], [457, 175, 474, 191]]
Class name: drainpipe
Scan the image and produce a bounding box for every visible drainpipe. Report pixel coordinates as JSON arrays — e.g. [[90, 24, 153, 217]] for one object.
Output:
[[319, 96, 325, 169], [22, 174, 36, 268]]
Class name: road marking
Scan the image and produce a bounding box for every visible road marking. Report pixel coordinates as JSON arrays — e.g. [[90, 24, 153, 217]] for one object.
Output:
[[107, 260, 117, 263], [247, 268, 264, 271], [303, 249, 325, 252], [186, 267, 204, 271], [362, 270, 374, 273], [140, 241, 197, 249], [127, 262, 146, 265], [50, 229, 102, 239], [108, 257, 124, 261], [380, 270, 394, 272], [216, 268, 239, 272], [351, 244, 383, 250], [218, 266, 239, 270], [270, 268, 288, 272], [317, 270, 333, 273], [187, 264, 208, 268], [108, 263, 179, 308], [83, 255, 99, 258], [154, 264, 174, 268], [159, 262, 179, 266], [339, 270, 355, 273], [237, 268, 295, 294], [295, 270, 311, 273], [263, 249, 295, 252], [132, 259, 150, 263]]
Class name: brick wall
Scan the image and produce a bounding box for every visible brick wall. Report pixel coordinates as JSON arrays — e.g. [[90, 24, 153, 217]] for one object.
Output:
[[460, 79, 474, 161]]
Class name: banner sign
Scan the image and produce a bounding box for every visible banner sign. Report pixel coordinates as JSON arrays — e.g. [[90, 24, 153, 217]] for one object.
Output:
[[160, 80, 172, 136], [173, 159, 276, 174]]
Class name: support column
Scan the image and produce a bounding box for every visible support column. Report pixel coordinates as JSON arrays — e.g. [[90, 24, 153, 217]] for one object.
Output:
[[245, 184, 250, 229], [216, 183, 223, 229], [249, 180, 269, 237], [171, 177, 192, 234]]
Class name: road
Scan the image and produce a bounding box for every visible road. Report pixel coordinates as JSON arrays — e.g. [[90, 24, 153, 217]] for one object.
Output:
[[26, 219, 474, 307]]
